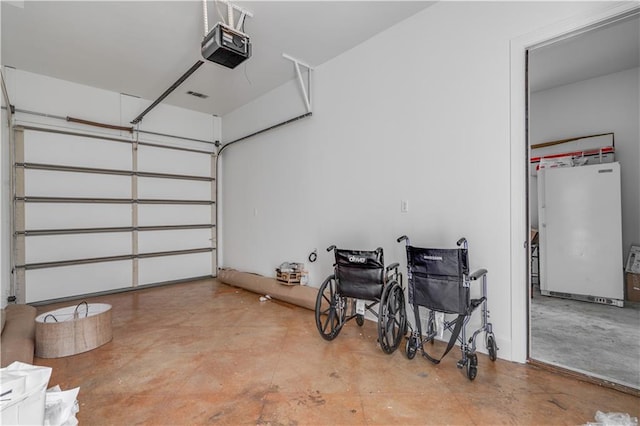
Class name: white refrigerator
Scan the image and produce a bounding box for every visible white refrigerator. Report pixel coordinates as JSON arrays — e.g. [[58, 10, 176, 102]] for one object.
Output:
[[538, 162, 624, 306]]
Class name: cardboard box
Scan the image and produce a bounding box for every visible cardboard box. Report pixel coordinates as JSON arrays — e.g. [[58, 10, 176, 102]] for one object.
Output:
[[625, 245, 640, 274], [626, 272, 640, 302]]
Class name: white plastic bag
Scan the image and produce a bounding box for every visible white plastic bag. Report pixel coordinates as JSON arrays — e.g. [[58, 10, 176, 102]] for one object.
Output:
[[44, 385, 80, 426], [586, 411, 639, 426], [0, 362, 52, 426]]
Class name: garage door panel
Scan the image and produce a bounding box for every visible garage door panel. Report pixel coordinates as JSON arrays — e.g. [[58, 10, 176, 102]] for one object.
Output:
[[25, 261, 133, 303], [138, 229, 213, 253], [24, 131, 132, 170], [138, 252, 212, 285], [25, 233, 131, 263], [138, 145, 210, 176], [25, 170, 131, 198], [137, 177, 210, 200], [138, 205, 212, 226], [25, 204, 132, 229], [16, 125, 215, 303]]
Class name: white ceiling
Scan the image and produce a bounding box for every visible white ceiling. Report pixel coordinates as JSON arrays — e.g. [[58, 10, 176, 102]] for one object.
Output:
[[1, 1, 435, 117], [3, 2, 638, 117], [529, 14, 640, 93]]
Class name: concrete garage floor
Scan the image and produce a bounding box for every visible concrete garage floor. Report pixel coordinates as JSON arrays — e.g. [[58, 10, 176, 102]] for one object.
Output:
[[530, 287, 640, 390], [34, 280, 639, 425]]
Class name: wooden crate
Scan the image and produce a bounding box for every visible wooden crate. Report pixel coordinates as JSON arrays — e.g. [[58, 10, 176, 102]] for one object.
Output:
[[276, 270, 301, 285]]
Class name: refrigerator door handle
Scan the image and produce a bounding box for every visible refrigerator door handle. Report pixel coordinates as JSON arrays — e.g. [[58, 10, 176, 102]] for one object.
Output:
[[539, 169, 546, 228]]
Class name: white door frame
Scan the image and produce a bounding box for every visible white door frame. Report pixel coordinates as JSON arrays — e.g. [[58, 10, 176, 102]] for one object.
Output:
[[509, 2, 640, 364]]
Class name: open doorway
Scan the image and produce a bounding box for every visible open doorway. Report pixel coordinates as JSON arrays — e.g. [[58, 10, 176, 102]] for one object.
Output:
[[527, 12, 640, 391]]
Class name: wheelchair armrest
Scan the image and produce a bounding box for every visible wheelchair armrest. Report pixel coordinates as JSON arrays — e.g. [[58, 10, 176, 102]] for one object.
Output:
[[469, 268, 488, 281], [386, 262, 399, 273]]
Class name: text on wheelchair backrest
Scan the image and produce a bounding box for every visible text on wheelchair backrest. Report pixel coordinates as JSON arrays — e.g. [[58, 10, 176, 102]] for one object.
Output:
[[422, 255, 443, 261]]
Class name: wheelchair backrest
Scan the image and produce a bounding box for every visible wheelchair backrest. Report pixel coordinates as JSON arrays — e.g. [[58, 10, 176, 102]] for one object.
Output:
[[407, 247, 468, 278], [406, 246, 469, 314], [334, 249, 385, 300]]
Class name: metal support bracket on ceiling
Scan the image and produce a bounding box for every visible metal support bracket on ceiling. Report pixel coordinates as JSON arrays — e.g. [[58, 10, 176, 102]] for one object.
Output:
[[217, 0, 253, 34], [282, 53, 313, 113]]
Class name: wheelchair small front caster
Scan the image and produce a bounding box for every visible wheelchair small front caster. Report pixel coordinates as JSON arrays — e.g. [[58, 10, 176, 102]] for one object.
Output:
[[406, 337, 417, 360], [356, 314, 364, 326], [465, 353, 478, 381], [487, 335, 498, 362]]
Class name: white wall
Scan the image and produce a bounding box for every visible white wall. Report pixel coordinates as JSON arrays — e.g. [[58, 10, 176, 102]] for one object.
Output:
[[220, 1, 615, 362], [530, 67, 640, 261]]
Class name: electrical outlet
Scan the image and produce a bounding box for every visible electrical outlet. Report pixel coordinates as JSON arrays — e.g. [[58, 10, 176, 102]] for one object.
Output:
[[401, 200, 409, 213]]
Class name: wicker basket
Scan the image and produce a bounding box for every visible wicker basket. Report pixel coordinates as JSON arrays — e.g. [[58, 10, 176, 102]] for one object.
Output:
[[35, 302, 112, 358]]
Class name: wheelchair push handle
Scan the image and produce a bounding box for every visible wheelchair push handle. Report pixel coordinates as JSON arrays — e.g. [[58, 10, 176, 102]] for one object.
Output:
[[456, 237, 468, 248], [386, 262, 400, 273], [397, 235, 410, 245], [326, 245, 337, 252]]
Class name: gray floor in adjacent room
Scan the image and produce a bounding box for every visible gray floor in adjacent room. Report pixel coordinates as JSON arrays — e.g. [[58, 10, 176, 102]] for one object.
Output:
[[530, 287, 640, 390]]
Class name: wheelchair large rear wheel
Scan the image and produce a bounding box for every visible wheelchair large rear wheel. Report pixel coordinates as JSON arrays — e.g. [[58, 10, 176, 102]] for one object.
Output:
[[378, 281, 407, 354], [315, 275, 346, 341]]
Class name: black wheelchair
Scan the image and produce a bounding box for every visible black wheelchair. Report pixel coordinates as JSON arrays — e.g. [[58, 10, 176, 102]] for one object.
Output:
[[314, 245, 407, 354], [398, 235, 498, 380]]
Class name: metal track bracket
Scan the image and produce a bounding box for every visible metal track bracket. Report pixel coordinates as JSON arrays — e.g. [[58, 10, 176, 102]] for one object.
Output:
[[283, 53, 313, 113]]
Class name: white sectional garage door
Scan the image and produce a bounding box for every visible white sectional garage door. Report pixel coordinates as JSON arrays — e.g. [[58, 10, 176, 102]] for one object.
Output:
[[14, 126, 216, 303]]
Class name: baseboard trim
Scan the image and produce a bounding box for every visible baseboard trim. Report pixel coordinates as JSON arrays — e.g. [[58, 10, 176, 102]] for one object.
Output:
[[527, 358, 640, 397]]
